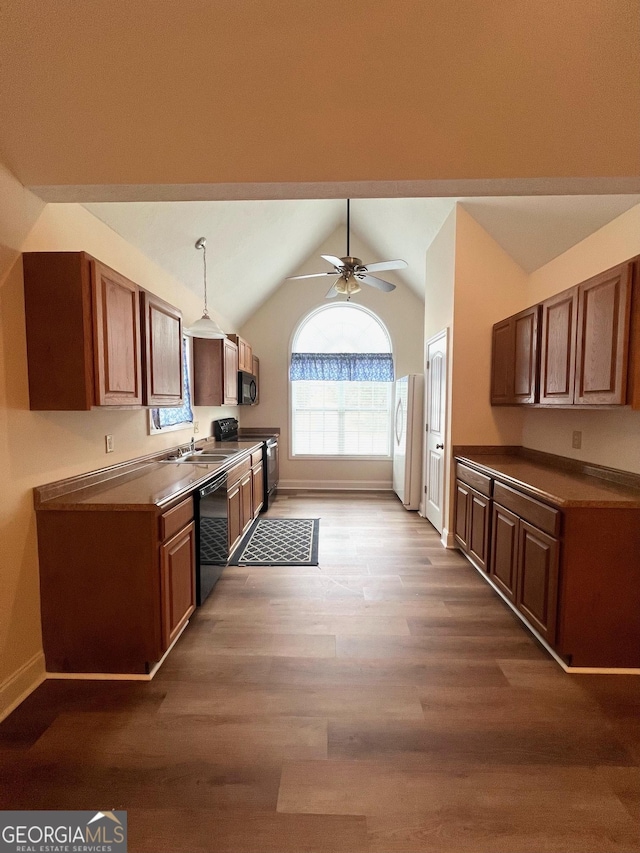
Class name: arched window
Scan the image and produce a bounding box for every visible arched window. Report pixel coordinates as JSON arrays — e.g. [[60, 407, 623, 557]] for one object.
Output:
[[290, 304, 394, 456]]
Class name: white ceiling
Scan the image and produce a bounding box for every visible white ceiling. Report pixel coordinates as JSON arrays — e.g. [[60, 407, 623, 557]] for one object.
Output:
[[84, 195, 640, 328]]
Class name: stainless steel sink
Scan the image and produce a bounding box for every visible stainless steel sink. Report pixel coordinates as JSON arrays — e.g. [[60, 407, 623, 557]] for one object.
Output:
[[162, 452, 231, 464]]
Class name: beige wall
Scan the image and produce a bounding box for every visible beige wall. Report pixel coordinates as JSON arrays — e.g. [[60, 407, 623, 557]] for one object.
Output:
[[1, 2, 639, 190], [240, 227, 424, 489], [0, 170, 237, 719], [451, 207, 528, 447], [522, 204, 640, 472]]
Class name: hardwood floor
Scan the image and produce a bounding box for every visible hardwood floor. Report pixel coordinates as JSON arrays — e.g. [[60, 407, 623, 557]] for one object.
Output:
[[1, 491, 639, 852]]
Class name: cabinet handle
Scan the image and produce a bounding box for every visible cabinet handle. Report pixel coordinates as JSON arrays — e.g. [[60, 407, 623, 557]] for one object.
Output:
[[436, 443, 444, 449]]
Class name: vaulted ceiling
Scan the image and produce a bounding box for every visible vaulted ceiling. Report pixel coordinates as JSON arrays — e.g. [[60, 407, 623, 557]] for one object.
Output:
[[84, 195, 640, 327]]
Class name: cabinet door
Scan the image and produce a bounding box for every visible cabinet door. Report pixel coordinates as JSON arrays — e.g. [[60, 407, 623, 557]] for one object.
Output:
[[252, 461, 264, 517], [513, 306, 540, 404], [91, 261, 143, 406], [160, 521, 196, 650], [489, 503, 519, 602], [223, 338, 239, 406], [240, 471, 253, 533], [252, 355, 260, 404], [516, 521, 559, 645], [240, 339, 253, 373], [490, 318, 514, 405], [454, 481, 471, 550], [575, 263, 632, 405], [227, 481, 242, 552], [467, 490, 491, 572], [141, 291, 183, 406], [539, 287, 578, 405]]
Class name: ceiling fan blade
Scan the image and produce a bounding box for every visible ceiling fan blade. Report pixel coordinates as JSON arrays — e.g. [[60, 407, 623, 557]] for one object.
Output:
[[360, 259, 408, 273], [358, 273, 396, 292], [286, 271, 339, 280], [325, 281, 340, 299], [321, 254, 345, 268]]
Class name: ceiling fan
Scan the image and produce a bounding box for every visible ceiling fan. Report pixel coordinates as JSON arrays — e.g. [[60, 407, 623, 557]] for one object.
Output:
[[286, 199, 408, 299]]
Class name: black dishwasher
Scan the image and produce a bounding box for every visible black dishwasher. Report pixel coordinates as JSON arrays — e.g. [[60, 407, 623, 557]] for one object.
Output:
[[195, 470, 228, 605]]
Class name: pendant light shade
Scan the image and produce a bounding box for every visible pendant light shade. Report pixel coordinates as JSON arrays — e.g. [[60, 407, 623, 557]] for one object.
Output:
[[184, 237, 226, 339]]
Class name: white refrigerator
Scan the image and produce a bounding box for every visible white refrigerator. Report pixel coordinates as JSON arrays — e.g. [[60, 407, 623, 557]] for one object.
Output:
[[392, 374, 424, 510]]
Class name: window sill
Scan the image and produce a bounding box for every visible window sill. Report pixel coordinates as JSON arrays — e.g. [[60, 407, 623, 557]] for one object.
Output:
[[290, 454, 392, 462]]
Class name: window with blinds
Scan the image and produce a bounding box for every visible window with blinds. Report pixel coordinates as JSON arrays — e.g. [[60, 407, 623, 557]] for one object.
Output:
[[290, 304, 393, 458]]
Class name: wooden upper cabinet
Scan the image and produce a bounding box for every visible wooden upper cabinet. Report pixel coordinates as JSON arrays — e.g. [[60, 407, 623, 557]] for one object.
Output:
[[140, 290, 183, 407], [490, 306, 540, 405], [228, 334, 253, 373], [539, 287, 578, 405], [24, 252, 145, 410], [192, 336, 238, 407], [574, 263, 632, 405], [224, 338, 239, 405], [91, 261, 143, 406], [252, 355, 260, 405], [490, 319, 513, 405]]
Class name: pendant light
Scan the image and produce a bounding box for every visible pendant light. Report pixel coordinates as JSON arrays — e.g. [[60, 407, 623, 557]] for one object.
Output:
[[184, 237, 226, 339]]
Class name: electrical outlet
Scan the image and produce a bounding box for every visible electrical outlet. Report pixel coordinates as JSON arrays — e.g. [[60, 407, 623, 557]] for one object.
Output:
[[193, 421, 200, 434], [572, 430, 582, 450], [105, 434, 114, 453]]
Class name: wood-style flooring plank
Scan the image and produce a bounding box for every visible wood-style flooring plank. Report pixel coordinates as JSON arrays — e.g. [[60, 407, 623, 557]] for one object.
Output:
[[1, 491, 638, 853]]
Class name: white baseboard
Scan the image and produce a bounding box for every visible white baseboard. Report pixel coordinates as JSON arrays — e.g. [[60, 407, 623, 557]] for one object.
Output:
[[0, 651, 46, 723], [279, 480, 393, 491], [441, 527, 457, 549]]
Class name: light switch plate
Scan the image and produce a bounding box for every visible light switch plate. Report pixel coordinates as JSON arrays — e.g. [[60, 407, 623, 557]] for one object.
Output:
[[105, 434, 114, 453], [572, 430, 582, 449]]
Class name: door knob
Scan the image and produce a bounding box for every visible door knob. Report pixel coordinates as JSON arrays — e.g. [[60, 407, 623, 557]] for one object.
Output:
[[436, 443, 444, 449]]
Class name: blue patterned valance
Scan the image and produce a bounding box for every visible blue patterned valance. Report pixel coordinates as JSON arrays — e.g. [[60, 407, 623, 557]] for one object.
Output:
[[151, 338, 194, 429], [290, 353, 394, 382]]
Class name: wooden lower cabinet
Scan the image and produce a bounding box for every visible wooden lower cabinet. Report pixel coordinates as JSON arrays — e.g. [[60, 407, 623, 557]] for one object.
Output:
[[36, 496, 196, 674], [160, 521, 196, 648], [490, 504, 559, 643], [454, 481, 471, 550], [454, 480, 491, 571], [489, 503, 519, 601], [240, 472, 253, 534], [516, 520, 559, 645], [227, 480, 242, 553], [455, 459, 640, 667], [251, 459, 264, 517], [227, 456, 257, 554]]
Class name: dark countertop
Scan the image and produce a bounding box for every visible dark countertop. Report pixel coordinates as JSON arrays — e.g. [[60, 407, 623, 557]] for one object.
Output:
[[34, 440, 263, 512], [455, 452, 640, 509]]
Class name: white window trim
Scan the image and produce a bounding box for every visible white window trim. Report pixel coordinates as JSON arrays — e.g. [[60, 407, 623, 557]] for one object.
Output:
[[148, 337, 194, 435], [289, 303, 394, 460]]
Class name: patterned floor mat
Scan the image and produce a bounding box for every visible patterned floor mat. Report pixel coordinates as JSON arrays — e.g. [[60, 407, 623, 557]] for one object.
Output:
[[229, 518, 319, 566]]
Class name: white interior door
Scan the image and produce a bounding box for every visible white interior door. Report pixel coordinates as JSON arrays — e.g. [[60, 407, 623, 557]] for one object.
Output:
[[424, 330, 448, 533]]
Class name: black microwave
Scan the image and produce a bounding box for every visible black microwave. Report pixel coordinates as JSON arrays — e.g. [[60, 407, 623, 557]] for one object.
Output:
[[238, 370, 257, 405]]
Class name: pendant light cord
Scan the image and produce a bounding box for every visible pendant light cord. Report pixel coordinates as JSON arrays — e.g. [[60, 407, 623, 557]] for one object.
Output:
[[197, 238, 209, 318], [346, 198, 350, 257]]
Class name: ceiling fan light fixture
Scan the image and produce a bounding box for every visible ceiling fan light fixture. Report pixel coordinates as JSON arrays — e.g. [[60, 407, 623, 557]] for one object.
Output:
[[184, 237, 226, 339]]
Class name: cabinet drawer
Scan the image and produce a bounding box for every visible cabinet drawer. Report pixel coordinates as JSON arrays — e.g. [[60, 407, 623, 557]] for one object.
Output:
[[456, 463, 492, 497], [160, 496, 194, 541], [493, 482, 560, 536], [227, 455, 251, 485], [251, 448, 263, 466]]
